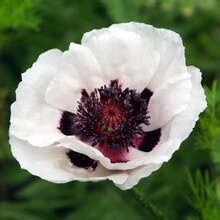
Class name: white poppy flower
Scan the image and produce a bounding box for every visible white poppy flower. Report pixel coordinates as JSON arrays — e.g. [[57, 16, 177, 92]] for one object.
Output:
[[9, 22, 207, 190]]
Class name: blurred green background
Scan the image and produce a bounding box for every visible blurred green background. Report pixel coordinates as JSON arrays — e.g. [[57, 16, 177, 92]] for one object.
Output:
[[1, 0, 220, 219]]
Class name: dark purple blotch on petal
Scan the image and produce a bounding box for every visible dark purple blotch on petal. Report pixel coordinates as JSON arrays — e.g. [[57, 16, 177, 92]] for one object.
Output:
[[67, 150, 97, 170], [141, 88, 153, 101], [59, 111, 76, 135], [139, 129, 161, 152]]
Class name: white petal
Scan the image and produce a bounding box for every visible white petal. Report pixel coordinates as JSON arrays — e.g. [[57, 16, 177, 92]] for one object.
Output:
[[112, 23, 187, 90], [146, 74, 192, 131], [125, 66, 207, 178], [10, 49, 65, 146], [58, 136, 180, 171], [67, 43, 104, 90], [162, 66, 207, 141], [116, 163, 162, 190], [10, 136, 128, 185], [82, 22, 187, 92], [45, 66, 82, 113], [123, 66, 207, 184], [82, 24, 160, 90], [114, 66, 206, 174], [116, 66, 206, 174], [45, 43, 105, 112]]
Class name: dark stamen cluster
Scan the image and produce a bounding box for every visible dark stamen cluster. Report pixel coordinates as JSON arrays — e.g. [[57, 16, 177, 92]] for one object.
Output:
[[60, 80, 153, 153]]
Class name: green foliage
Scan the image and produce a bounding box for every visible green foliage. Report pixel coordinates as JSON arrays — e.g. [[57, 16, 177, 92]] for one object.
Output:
[[0, 0, 41, 49], [0, 0, 41, 30], [197, 81, 220, 150], [186, 170, 220, 220], [196, 81, 220, 171], [101, 0, 139, 22], [0, 0, 220, 219], [0, 87, 9, 159]]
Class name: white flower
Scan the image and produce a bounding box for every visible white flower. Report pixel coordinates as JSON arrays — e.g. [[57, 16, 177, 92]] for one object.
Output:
[[9, 22, 207, 190]]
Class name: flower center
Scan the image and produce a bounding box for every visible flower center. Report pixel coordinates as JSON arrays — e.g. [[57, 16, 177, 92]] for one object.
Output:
[[59, 80, 161, 164], [101, 102, 124, 130]]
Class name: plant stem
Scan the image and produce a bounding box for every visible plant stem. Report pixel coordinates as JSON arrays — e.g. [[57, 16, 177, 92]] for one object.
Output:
[[130, 188, 167, 220]]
